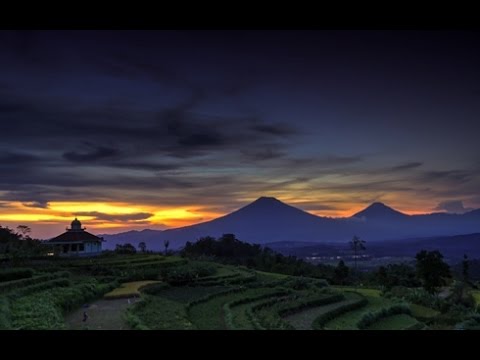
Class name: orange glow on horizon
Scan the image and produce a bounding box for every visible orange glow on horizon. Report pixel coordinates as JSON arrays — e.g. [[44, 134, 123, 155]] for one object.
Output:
[[0, 198, 453, 239]]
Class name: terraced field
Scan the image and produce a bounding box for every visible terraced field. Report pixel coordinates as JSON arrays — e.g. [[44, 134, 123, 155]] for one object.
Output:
[[284, 292, 363, 330], [0, 256, 437, 330], [367, 314, 420, 330]]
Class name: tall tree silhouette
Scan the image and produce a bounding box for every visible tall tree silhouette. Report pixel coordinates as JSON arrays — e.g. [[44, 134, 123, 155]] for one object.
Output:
[[350, 235, 366, 273], [164, 240, 170, 256], [462, 254, 470, 283], [350, 235, 366, 290], [138, 241, 146, 253]]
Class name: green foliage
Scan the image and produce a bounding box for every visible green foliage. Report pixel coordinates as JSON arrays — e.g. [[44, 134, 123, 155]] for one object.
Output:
[[140, 282, 171, 295], [182, 234, 336, 282], [9, 280, 114, 329], [277, 293, 345, 317], [462, 254, 470, 283], [115, 243, 137, 254], [0, 296, 11, 330], [367, 313, 420, 330], [223, 289, 290, 329], [447, 282, 476, 310], [160, 262, 217, 285], [384, 286, 442, 310], [415, 250, 451, 294], [455, 314, 480, 330], [126, 295, 194, 330], [334, 260, 350, 285], [435, 303, 476, 326], [312, 294, 368, 329], [374, 263, 421, 290], [409, 303, 440, 322], [356, 303, 412, 329], [8, 278, 71, 299], [0, 268, 35, 282], [0, 271, 70, 294]]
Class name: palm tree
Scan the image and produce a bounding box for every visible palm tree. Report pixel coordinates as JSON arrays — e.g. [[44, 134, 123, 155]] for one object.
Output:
[[164, 240, 170, 256], [350, 235, 366, 289]]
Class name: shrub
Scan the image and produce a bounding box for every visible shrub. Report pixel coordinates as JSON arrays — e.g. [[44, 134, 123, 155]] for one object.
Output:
[[312, 296, 368, 329], [455, 315, 480, 330], [0, 268, 34, 282], [356, 304, 412, 329], [0, 296, 10, 329], [8, 278, 71, 299], [161, 263, 217, 285], [0, 271, 70, 294]]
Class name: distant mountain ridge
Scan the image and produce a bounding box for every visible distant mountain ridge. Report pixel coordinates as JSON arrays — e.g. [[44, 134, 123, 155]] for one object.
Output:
[[101, 197, 480, 250]]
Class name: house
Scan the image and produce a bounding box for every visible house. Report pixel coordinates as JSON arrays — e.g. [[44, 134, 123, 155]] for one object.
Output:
[[48, 218, 104, 257]]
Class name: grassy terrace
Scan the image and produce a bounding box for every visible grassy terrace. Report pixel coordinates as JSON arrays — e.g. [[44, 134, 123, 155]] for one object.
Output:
[[284, 292, 363, 330], [187, 287, 265, 329], [104, 281, 161, 299], [409, 303, 440, 320], [366, 314, 420, 330], [473, 290, 480, 309]]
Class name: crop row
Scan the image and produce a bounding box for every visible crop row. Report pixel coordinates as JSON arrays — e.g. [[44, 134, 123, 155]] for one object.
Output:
[[312, 294, 368, 330], [223, 289, 291, 330], [0, 271, 71, 294], [0, 268, 35, 283]]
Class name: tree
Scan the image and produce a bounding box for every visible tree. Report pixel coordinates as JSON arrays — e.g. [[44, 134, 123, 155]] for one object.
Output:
[[16, 225, 31, 239], [350, 235, 366, 273], [138, 242, 146, 253], [115, 243, 137, 254], [376, 266, 388, 289], [415, 250, 451, 294], [334, 260, 350, 285], [164, 240, 170, 256], [462, 254, 470, 284]]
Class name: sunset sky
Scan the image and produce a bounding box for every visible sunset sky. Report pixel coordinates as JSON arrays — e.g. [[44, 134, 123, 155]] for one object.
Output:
[[1, 30, 480, 239]]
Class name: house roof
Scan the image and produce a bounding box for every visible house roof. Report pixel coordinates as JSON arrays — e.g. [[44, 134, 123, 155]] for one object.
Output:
[[48, 230, 103, 244]]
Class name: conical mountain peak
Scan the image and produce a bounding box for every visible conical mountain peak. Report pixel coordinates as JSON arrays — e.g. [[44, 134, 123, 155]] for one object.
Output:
[[353, 202, 407, 219]]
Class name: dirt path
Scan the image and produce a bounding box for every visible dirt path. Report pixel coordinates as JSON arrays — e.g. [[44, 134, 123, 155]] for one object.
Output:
[[65, 297, 141, 330]]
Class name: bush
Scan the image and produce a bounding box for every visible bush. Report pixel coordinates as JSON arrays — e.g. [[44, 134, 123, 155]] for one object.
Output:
[[455, 315, 480, 330], [161, 263, 217, 285], [384, 286, 442, 310], [356, 304, 412, 329], [0, 268, 34, 282], [0, 296, 10, 329], [312, 295, 368, 329], [0, 271, 70, 294], [8, 278, 71, 299], [277, 293, 345, 317]]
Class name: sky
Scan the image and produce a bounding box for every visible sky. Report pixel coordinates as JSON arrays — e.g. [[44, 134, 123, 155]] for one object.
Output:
[[1, 30, 480, 239]]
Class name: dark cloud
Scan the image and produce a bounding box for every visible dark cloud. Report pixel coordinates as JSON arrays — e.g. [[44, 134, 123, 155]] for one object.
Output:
[[22, 201, 50, 209], [1, 30, 480, 217], [433, 200, 473, 214], [250, 123, 296, 136], [241, 149, 286, 161], [421, 170, 473, 184], [0, 152, 39, 165], [74, 211, 153, 222], [63, 145, 119, 163], [390, 162, 423, 171]]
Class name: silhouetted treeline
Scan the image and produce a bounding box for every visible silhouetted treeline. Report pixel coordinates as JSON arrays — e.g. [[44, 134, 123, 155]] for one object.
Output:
[[0, 225, 47, 263], [181, 234, 336, 281]]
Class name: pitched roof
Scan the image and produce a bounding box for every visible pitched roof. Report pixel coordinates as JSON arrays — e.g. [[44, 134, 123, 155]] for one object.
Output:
[[48, 231, 103, 243]]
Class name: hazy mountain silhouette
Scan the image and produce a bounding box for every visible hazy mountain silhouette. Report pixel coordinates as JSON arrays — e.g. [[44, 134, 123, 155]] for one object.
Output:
[[101, 196, 480, 250], [353, 202, 408, 220]]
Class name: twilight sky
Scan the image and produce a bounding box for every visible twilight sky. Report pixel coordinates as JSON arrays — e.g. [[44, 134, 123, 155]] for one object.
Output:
[[1, 30, 480, 239]]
